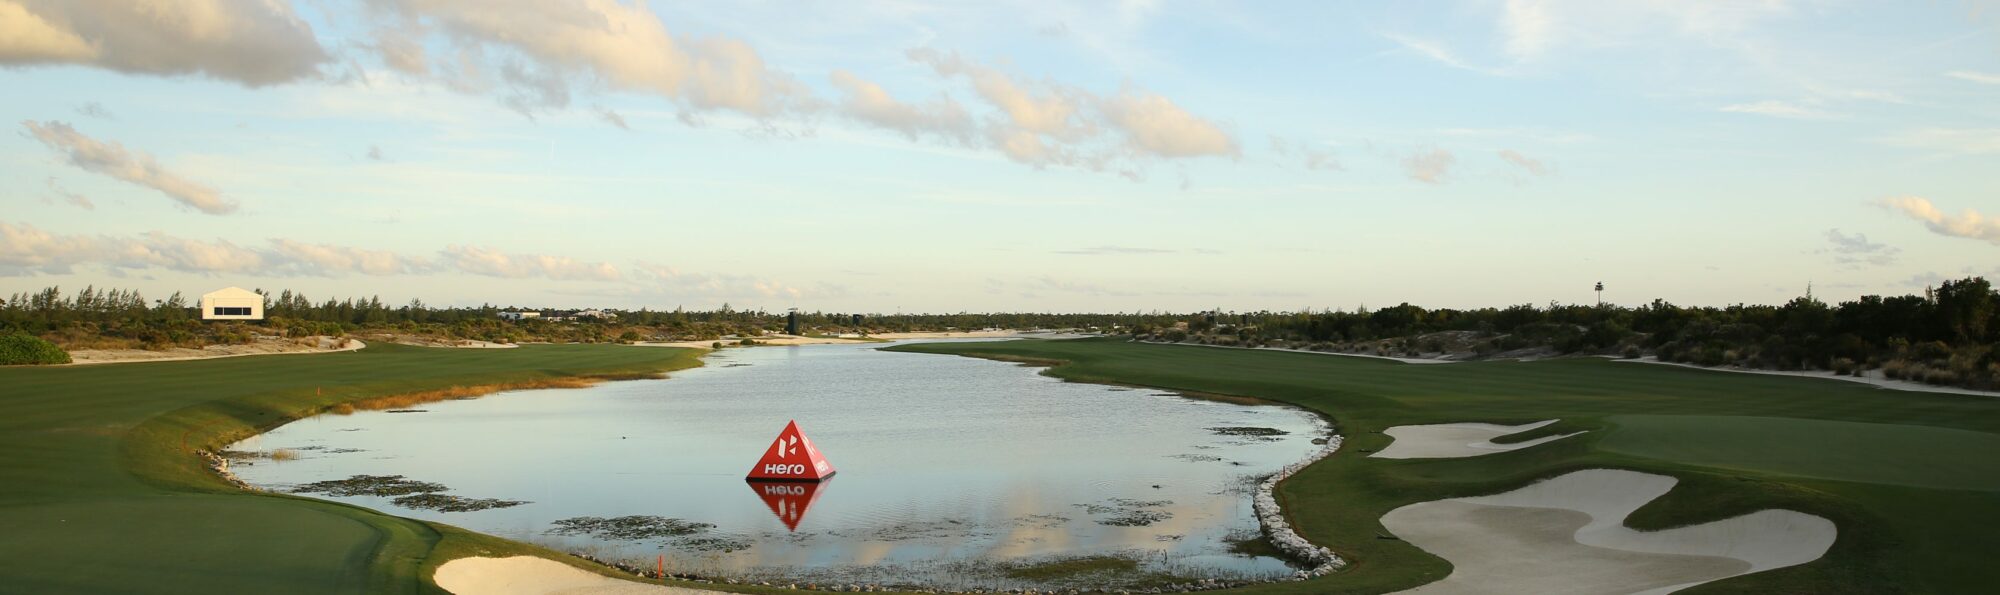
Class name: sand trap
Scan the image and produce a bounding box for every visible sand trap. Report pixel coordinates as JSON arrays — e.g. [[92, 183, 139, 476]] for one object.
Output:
[[434, 556, 713, 595], [1383, 469, 1836, 594], [1371, 419, 1584, 459]]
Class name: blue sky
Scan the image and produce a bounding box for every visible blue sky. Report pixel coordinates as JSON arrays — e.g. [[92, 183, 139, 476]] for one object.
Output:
[[2, 1, 1996, 312]]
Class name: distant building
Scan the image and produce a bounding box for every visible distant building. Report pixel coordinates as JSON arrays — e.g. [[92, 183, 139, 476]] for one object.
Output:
[[574, 309, 617, 320], [498, 311, 541, 321], [200, 287, 264, 321]]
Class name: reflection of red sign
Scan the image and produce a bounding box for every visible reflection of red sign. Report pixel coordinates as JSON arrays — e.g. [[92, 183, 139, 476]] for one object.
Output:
[[747, 480, 828, 531], [746, 420, 836, 481]]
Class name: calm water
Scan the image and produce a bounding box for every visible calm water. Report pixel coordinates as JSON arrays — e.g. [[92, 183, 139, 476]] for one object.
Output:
[[230, 341, 1324, 589]]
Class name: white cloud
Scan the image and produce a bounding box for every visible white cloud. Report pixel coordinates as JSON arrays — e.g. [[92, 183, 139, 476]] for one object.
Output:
[[1496, 149, 1549, 176], [1946, 70, 2000, 84], [364, 0, 812, 118], [0, 0, 329, 86], [1882, 197, 2000, 245], [1098, 87, 1238, 158], [1403, 149, 1456, 184], [268, 239, 429, 276], [904, 48, 1236, 169], [1880, 128, 2000, 155], [21, 120, 238, 215], [1382, 33, 1499, 74], [1501, 0, 1556, 61], [439, 245, 621, 281], [1718, 100, 1840, 120], [828, 69, 974, 144], [0, 222, 442, 277]]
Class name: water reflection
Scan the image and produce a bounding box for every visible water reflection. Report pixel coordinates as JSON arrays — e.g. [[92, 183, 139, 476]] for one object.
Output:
[[749, 480, 828, 531], [230, 341, 1322, 590]]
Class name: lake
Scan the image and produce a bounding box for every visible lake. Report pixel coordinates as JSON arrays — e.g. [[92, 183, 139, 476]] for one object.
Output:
[[228, 340, 1325, 590]]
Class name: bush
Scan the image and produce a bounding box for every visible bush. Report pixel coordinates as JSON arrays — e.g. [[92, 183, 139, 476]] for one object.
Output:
[[0, 334, 71, 365]]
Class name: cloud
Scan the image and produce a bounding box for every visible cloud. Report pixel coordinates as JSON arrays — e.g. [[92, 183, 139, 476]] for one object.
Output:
[[595, 106, 631, 130], [42, 178, 93, 210], [1501, 0, 1556, 61], [1719, 100, 1840, 120], [903, 48, 1236, 170], [73, 101, 113, 120], [1882, 197, 2000, 245], [0, 0, 330, 86], [364, 0, 812, 119], [1880, 128, 2000, 155], [1098, 87, 1238, 158], [20, 120, 237, 214], [1946, 71, 2000, 84], [1403, 148, 1456, 184], [828, 68, 974, 144], [366, 145, 385, 161], [1496, 149, 1549, 176], [439, 244, 621, 281], [1821, 229, 1899, 267], [268, 239, 429, 276], [1382, 33, 1499, 74], [0, 222, 640, 282]]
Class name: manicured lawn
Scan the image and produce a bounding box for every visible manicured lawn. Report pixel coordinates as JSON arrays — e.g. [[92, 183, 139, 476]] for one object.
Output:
[[888, 338, 2000, 594], [0, 343, 709, 594]]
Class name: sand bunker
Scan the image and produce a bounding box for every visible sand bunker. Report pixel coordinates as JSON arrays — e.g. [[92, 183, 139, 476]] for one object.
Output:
[[1371, 419, 1583, 459], [1382, 469, 1836, 594], [435, 556, 709, 595]]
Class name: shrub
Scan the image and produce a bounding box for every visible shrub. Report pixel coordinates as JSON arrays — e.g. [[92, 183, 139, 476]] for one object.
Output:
[[0, 334, 71, 365]]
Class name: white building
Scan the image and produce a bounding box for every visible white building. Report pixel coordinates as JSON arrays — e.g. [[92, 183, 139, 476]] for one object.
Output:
[[200, 287, 264, 321], [499, 311, 541, 321]]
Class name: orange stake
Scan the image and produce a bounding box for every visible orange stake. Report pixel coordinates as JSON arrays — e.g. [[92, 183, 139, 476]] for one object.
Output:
[[656, 554, 663, 578]]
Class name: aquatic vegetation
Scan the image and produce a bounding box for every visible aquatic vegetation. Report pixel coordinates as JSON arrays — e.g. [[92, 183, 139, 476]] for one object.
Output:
[[390, 493, 528, 512], [1208, 426, 1288, 437], [548, 515, 715, 541], [292, 474, 445, 497]]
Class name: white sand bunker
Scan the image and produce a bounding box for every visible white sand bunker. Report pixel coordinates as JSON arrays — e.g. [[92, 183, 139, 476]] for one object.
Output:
[[1372, 419, 1584, 459], [435, 556, 710, 595], [1382, 469, 1836, 595]]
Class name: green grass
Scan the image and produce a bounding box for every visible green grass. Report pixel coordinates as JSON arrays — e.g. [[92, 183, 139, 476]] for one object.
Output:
[[887, 337, 2000, 594], [0, 342, 756, 594]]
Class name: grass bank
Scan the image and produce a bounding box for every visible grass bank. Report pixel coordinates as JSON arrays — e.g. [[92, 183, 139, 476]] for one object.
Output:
[[0, 342, 756, 594], [887, 337, 2000, 594]]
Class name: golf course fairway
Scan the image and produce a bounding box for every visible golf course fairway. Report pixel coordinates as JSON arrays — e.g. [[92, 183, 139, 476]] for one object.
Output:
[[887, 338, 2000, 594], [6, 337, 1998, 593]]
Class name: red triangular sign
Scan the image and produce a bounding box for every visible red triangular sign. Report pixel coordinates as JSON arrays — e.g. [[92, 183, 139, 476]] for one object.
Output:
[[746, 420, 835, 481], [747, 481, 826, 531]]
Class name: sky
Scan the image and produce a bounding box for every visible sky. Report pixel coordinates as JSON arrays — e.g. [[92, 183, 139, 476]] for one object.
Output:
[[2, 0, 1997, 313]]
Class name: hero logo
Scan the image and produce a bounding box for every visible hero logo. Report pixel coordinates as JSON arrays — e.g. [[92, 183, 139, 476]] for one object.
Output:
[[763, 463, 807, 475], [763, 485, 806, 496]]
